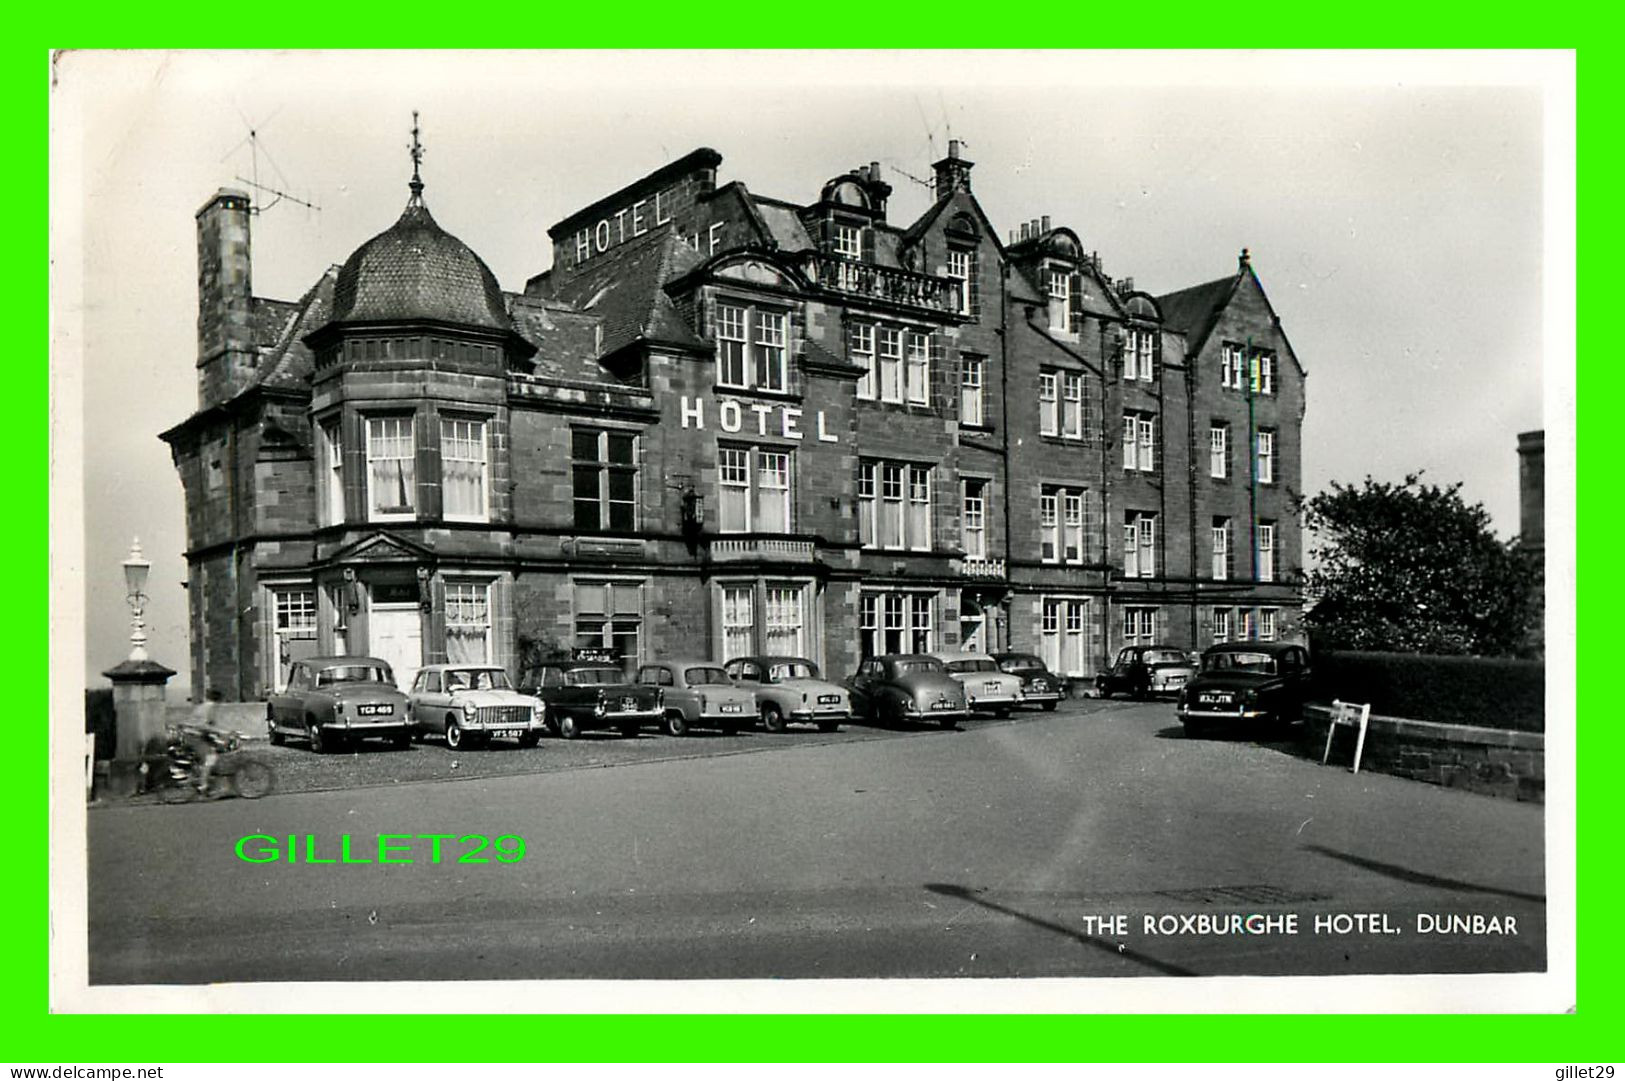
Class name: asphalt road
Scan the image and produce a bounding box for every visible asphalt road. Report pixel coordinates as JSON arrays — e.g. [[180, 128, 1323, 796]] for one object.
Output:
[[87, 698, 1546, 984]]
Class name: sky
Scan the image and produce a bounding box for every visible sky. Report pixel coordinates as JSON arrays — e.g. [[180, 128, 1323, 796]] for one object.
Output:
[[52, 50, 1564, 698]]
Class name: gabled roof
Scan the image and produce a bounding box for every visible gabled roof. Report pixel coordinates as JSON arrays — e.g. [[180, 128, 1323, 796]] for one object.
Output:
[[535, 228, 705, 358], [1155, 274, 1238, 355]]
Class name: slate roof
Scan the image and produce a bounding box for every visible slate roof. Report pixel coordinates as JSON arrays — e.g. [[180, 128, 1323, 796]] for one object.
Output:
[[532, 228, 704, 358], [256, 267, 338, 390], [330, 199, 509, 330], [754, 199, 813, 251], [1155, 274, 1238, 355]]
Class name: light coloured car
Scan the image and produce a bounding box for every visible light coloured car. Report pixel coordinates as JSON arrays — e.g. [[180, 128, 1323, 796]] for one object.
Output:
[[723, 656, 850, 733], [408, 664, 547, 749], [931, 651, 1025, 716], [636, 660, 755, 736]]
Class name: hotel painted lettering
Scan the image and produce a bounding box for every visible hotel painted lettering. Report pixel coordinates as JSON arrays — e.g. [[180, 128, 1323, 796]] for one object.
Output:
[[679, 396, 841, 443], [573, 189, 676, 265]]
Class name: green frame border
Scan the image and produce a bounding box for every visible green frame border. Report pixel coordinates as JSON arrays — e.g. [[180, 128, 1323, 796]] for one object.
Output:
[[26, 30, 1603, 1064]]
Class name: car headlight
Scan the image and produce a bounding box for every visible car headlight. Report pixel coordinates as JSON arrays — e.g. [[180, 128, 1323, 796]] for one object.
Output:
[[531, 702, 544, 723], [462, 700, 478, 718], [595, 698, 607, 716]]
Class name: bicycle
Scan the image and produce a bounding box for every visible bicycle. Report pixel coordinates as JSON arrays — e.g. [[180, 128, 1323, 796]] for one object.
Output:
[[157, 723, 277, 802]]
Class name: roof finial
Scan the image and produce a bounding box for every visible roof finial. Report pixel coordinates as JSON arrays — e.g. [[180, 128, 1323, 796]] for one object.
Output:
[[1239, 246, 1251, 269], [408, 110, 425, 204]]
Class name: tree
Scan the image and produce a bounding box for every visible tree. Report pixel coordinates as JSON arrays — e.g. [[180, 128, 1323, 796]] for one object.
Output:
[[1301, 473, 1540, 657]]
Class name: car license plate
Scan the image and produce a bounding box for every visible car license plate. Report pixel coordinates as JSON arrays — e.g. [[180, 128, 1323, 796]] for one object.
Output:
[[620, 697, 636, 711], [357, 704, 392, 716], [720, 703, 741, 714], [818, 694, 840, 704], [983, 681, 1000, 693], [1031, 680, 1048, 691], [1199, 692, 1230, 705], [932, 700, 954, 710], [1166, 675, 1186, 687], [494, 728, 521, 739]]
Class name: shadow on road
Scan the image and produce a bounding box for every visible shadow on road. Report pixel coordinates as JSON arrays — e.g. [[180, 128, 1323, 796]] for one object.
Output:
[[1303, 844, 1545, 903], [922, 883, 1199, 977]]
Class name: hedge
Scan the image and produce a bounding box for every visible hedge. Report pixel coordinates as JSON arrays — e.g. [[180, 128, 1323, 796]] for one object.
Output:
[[1308, 650, 1545, 733]]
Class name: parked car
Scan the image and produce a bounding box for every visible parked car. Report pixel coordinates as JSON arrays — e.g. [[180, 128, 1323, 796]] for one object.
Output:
[[1175, 641, 1314, 737], [1095, 645, 1198, 700], [930, 651, 1024, 716], [723, 656, 851, 733], [408, 664, 547, 749], [636, 660, 755, 736], [846, 654, 968, 729], [991, 652, 1064, 711], [516, 658, 663, 739], [267, 655, 411, 753]]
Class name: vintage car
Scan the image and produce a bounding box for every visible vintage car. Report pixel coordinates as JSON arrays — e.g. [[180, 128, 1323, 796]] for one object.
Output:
[[929, 651, 1025, 716], [991, 652, 1064, 710], [1094, 645, 1198, 700], [635, 660, 755, 736], [1175, 641, 1314, 736], [266, 655, 411, 753], [846, 654, 968, 729], [516, 658, 663, 739], [407, 664, 547, 749], [723, 656, 850, 733]]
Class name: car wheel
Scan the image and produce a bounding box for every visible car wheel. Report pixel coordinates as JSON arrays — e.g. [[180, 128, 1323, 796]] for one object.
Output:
[[557, 714, 580, 740], [307, 719, 329, 754], [817, 719, 840, 733], [762, 703, 788, 734], [518, 732, 541, 749], [882, 697, 906, 729], [445, 719, 466, 750], [664, 711, 689, 737], [267, 716, 284, 747]]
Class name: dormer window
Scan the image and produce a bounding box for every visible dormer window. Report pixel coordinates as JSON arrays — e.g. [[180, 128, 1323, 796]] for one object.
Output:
[[716, 301, 789, 393], [833, 223, 862, 259], [1047, 270, 1071, 332]]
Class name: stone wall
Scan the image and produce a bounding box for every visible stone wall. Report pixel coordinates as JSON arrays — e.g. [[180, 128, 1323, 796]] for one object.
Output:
[[1305, 704, 1544, 803]]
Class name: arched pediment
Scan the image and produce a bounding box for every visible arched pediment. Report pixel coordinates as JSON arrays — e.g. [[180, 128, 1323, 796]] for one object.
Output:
[[820, 176, 871, 209], [713, 256, 798, 289], [1044, 228, 1083, 261]]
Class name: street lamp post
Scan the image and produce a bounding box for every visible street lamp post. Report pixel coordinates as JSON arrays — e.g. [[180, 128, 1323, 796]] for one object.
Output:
[[122, 538, 152, 662], [101, 536, 174, 798]]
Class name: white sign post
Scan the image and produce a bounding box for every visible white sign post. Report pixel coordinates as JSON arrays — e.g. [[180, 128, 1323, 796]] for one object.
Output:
[[1321, 699, 1372, 774]]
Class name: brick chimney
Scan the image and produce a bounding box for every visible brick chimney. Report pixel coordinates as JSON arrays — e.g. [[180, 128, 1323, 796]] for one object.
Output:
[[932, 139, 974, 200], [195, 188, 255, 409]]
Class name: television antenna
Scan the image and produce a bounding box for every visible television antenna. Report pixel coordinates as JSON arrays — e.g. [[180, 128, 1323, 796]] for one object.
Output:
[[221, 109, 321, 215]]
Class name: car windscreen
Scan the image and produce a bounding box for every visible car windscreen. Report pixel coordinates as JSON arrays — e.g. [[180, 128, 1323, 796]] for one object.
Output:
[[685, 667, 731, 686], [566, 667, 627, 686], [316, 665, 392, 686], [448, 669, 512, 691], [768, 661, 819, 681], [997, 655, 1043, 673], [947, 659, 998, 673], [1144, 650, 1190, 666], [1203, 652, 1277, 675], [894, 659, 944, 675]]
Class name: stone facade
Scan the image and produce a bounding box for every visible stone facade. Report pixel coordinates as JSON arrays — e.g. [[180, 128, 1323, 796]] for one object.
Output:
[[163, 141, 1307, 702]]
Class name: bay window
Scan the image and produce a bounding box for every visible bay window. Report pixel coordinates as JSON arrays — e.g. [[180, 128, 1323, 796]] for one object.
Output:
[[366, 415, 415, 521], [440, 417, 488, 522]]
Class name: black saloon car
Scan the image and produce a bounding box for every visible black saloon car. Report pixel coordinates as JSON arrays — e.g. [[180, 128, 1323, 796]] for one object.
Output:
[[1094, 645, 1197, 700], [516, 659, 663, 739], [1175, 641, 1313, 737]]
